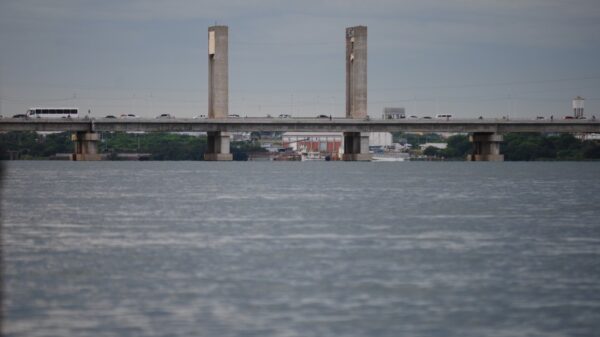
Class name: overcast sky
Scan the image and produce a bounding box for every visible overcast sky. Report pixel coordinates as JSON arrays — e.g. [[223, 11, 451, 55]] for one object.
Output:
[[1, 0, 599, 118]]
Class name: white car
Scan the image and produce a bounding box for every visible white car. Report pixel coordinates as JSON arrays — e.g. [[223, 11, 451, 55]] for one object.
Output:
[[279, 114, 292, 118], [228, 114, 240, 118], [193, 114, 207, 119]]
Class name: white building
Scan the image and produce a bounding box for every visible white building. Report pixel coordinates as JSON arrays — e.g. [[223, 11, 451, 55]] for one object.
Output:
[[368, 132, 393, 147]]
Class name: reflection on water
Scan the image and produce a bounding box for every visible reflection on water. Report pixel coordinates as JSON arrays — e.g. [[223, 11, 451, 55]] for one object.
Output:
[[2, 162, 600, 336]]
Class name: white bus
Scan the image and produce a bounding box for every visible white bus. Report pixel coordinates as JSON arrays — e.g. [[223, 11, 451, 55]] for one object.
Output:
[[27, 108, 79, 118]]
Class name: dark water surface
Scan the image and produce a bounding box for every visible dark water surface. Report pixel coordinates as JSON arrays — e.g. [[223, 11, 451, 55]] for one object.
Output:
[[2, 161, 600, 336]]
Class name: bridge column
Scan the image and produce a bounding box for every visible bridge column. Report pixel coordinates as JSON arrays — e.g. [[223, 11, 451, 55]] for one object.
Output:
[[208, 25, 228, 119], [343, 26, 370, 161], [346, 26, 367, 119], [71, 131, 102, 161], [204, 25, 232, 160], [204, 131, 233, 161], [342, 132, 371, 161], [467, 132, 504, 161]]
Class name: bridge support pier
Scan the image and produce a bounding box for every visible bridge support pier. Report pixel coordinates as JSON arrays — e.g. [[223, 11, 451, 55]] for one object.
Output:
[[71, 131, 102, 161], [342, 132, 371, 161], [467, 132, 504, 161], [204, 131, 233, 161]]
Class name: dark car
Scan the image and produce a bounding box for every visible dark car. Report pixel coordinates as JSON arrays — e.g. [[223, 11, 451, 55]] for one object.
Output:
[[12, 114, 28, 118], [317, 114, 329, 118], [105, 115, 117, 119]]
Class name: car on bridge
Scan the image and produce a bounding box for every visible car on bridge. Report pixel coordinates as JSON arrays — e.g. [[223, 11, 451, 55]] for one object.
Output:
[[157, 114, 175, 119], [228, 114, 240, 118], [120, 114, 139, 119], [316, 114, 329, 118], [193, 114, 207, 119], [12, 114, 28, 118], [104, 115, 117, 119], [279, 114, 292, 118]]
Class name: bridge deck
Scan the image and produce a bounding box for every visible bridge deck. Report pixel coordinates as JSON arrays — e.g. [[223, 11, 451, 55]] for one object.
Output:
[[1, 117, 599, 133]]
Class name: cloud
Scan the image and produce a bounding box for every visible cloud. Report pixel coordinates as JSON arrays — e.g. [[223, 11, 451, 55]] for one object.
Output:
[[3, 0, 599, 64]]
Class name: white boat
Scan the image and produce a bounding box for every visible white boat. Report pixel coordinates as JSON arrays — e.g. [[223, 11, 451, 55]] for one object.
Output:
[[371, 152, 409, 162], [301, 152, 327, 161]]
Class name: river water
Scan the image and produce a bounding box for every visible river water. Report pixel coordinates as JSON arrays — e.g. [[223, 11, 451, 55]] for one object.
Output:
[[1, 161, 599, 336]]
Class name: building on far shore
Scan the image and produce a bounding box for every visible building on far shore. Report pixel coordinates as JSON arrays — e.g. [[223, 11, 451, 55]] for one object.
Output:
[[282, 132, 394, 158], [369, 132, 393, 147], [282, 132, 343, 159], [382, 107, 405, 119]]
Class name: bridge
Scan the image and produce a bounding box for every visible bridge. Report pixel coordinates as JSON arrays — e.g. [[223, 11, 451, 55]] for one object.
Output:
[[1, 117, 598, 134], [1, 117, 599, 161], [4, 25, 598, 161]]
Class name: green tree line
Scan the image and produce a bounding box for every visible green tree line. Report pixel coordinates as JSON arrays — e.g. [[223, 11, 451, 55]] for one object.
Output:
[[0, 131, 73, 159], [423, 133, 600, 160], [502, 133, 600, 160], [0, 132, 266, 160]]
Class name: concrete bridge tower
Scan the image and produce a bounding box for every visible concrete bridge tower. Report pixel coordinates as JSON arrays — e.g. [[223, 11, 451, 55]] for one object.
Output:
[[205, 25, 233, 161], [343, 26, 370, 161]]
